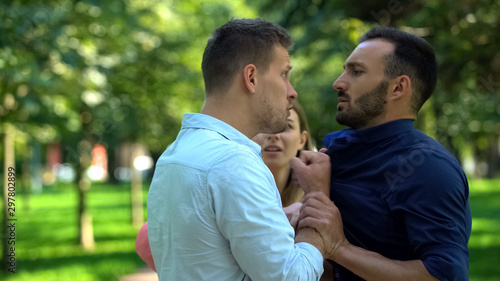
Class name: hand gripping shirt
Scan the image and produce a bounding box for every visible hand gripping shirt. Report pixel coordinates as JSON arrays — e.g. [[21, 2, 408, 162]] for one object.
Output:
[[147, 113, 323, 281], [324, 119, 471, 281]]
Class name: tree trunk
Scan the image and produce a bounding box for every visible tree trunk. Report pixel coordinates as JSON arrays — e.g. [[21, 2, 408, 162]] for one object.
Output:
[[75, 138, 95, 251], [131, 143, 144, 229], [487, 134, 499, 179], [75, 106, 95, 251], [77, 140, 94, 250], [471, 141, 484, 178], [107, 145, 118, 184], [2, 123, 15, 271], [446, 134, 461, 164], [22, 144, 31, 211], [30, 141, 43, 194]]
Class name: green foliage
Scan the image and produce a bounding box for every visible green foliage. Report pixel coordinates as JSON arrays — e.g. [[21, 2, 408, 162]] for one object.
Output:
[[406, 0, 500, 166], [2, 0, 498, 176], [0, 0, 256, 154]]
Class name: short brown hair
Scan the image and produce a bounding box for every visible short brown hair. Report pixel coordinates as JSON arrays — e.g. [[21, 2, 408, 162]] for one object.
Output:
[[202, 18, 293, 95], [360, 27, 437, 113]]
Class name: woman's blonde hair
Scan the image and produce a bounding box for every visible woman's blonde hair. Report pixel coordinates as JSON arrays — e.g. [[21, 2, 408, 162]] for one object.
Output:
[[280, 99, 315, 207]]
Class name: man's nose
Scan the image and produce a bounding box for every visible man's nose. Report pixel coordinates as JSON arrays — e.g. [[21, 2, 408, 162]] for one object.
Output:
[[288, 81, 298, 100], [332, 73, 347, 92]]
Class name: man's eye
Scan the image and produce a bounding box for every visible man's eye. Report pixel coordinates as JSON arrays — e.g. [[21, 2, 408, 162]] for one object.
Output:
[[353, 70, 363, 76]]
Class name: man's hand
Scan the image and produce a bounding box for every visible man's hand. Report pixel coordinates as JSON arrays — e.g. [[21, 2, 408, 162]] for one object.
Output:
[[290, 151, 331, 195], [297, 192, 349, 260], [283, 202, 302, 231]]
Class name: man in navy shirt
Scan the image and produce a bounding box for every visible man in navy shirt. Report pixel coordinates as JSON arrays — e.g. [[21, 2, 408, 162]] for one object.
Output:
[[293, 27, 471, 280]]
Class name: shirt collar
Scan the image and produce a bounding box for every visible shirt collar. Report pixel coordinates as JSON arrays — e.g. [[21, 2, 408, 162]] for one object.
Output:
[[181, 113, 262, 155], [324, 119, 415, 147], [356, 119, 415, 143]]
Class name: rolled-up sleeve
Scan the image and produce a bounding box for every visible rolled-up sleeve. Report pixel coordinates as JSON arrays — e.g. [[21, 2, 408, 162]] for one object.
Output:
[[208, 151, 324, 281], [388, 148, 471, 281]]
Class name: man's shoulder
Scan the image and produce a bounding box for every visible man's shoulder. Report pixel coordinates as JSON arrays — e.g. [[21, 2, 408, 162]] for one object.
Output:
[[160, 127, 260, 171], [405, 129, 462, 166], [385, 129, 468, 195]]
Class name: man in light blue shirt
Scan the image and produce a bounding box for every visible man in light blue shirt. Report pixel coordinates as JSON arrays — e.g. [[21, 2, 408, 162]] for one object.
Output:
[[147, 19, 334, 281]]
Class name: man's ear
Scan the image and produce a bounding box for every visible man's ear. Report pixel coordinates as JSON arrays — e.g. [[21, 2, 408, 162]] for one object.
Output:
[[390, 75, 412, 100], [243, 64, 258, 94]]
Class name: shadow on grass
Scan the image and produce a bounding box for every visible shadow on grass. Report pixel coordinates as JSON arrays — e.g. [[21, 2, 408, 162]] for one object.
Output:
[[9, 251, 144, 281], [469, 245, 500, 279], [93, 234, 138, 243], [468, 187, 500, 280]]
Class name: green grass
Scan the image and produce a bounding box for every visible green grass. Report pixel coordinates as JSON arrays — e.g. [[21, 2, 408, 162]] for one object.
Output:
[[0, 179, 499, 280], [469, 179, 500, 281], [0, 183, 148, 281]]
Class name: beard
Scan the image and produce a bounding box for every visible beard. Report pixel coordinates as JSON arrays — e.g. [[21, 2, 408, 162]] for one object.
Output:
[[336, 80, 388, 129], [257, 94, 288, 134]]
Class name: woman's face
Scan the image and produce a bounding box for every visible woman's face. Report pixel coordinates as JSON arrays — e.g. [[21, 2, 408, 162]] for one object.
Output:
[[253, 109, 307, 170]]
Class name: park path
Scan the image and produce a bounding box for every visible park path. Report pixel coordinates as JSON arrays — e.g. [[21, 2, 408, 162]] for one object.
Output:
[[120, 267, 158, 281]]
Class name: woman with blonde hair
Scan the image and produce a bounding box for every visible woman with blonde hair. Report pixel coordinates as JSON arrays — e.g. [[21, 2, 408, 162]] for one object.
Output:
[[253, 99, 314, 207]]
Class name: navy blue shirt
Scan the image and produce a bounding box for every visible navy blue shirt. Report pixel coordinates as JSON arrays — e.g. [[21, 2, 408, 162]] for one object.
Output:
[[324, 119, 471, 281]]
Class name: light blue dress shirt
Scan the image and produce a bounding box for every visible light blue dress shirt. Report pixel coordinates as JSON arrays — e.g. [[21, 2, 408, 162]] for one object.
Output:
[[147, 113, 323, 281]]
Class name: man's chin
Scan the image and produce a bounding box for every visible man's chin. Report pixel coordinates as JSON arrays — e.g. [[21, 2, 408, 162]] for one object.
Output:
[[260, 123, 287, 135], [336, 113, 351, 127], [336, 114, 368, 129]]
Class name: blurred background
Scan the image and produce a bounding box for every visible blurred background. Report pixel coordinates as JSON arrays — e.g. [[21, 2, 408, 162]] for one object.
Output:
[[0, 0, 499, 280]]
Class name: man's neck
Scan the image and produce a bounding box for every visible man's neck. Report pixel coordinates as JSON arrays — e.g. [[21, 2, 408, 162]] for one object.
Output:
[[201, 95, 258, 139]]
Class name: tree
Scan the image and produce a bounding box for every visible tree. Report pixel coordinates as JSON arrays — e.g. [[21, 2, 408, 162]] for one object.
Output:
[[1, 0, 261, 252]]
